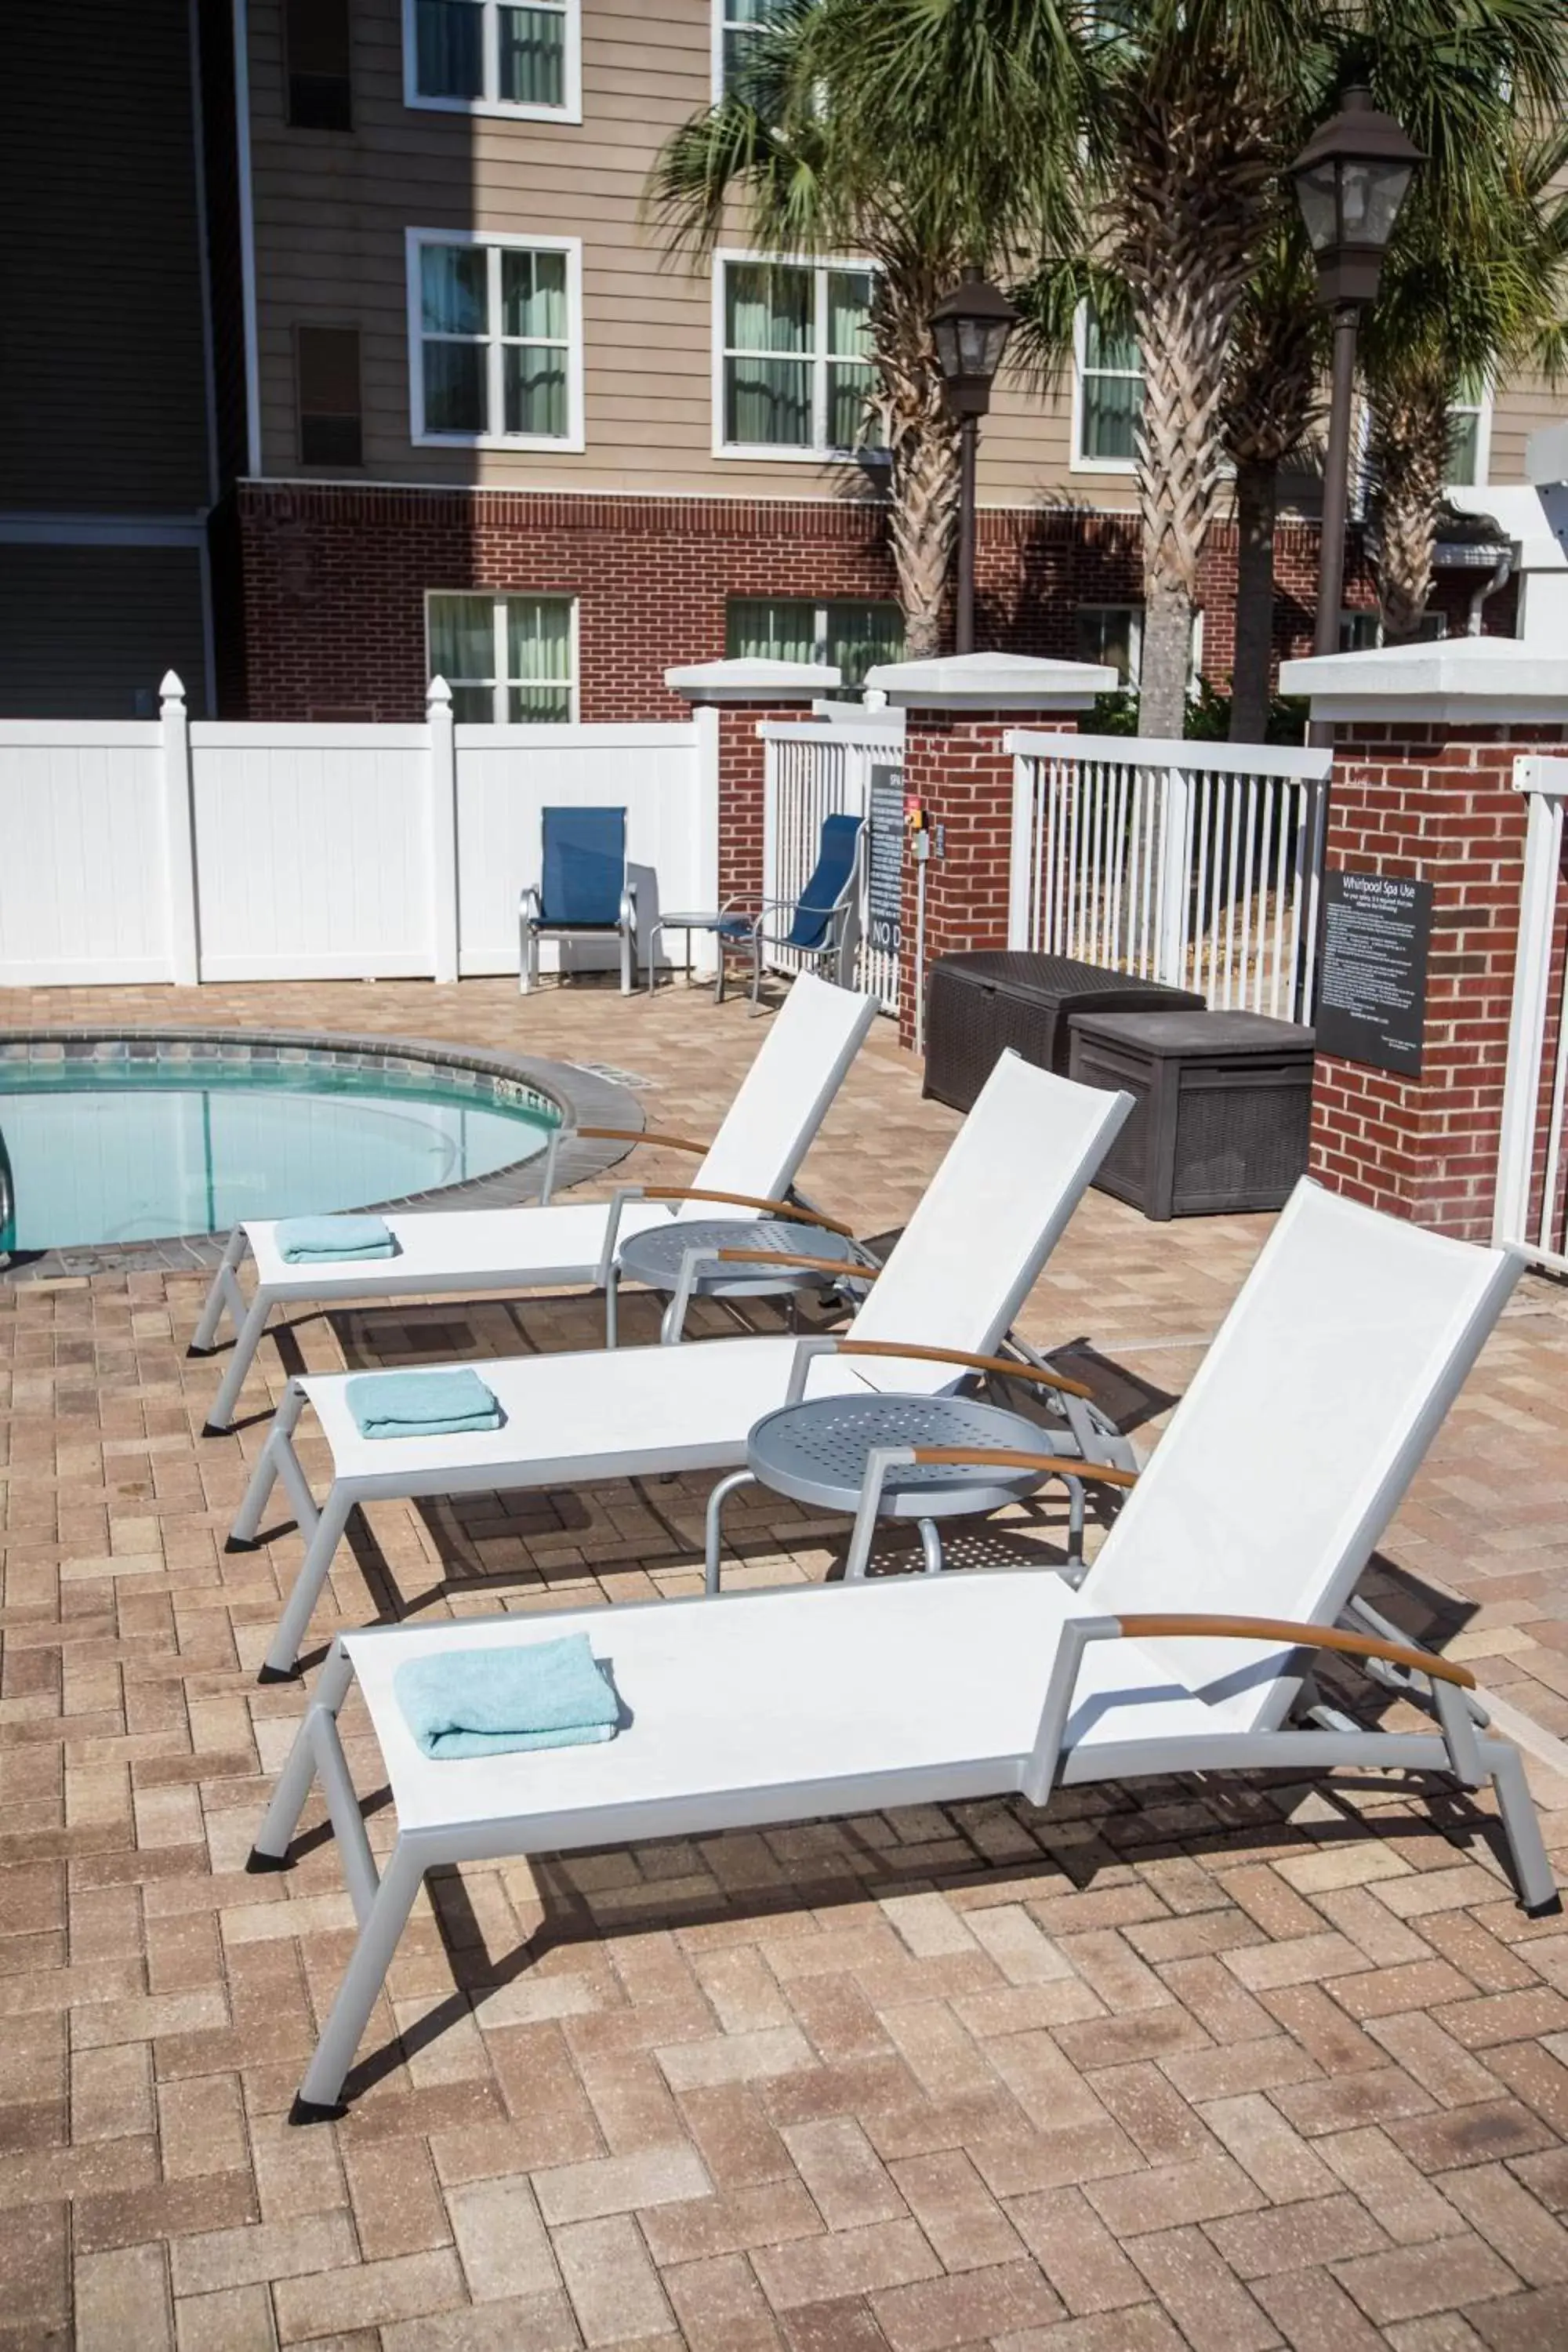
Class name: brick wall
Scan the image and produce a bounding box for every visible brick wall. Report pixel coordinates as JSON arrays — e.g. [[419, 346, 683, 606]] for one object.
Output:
[[713, 702, 816, 908], [1308, 720, 1568, 1240], [897, 710, 1076, 1048]]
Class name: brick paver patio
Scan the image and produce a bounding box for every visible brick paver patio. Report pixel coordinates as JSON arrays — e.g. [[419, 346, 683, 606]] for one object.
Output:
[[3, 975, 1568, 2352]]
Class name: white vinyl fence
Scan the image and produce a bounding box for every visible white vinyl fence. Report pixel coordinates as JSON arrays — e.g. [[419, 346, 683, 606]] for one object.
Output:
[[1495, 754, 1568, 1271], [1008, 730, 1332, 1018], [0, 674, 715, 988], [760, 714, 905, 1011]]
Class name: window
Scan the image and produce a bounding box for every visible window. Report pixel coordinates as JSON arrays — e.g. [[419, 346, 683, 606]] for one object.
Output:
[[1446, 376, 1492, 487], [726, 597, 904, 688], [1074, 300, 1142, 467], [1076, 604, 1142, 684], [715, 0, 789, 98], [286, 0, 353, 128], [717, 258, 877, 458], [427, 593, 576, 722], [296, 327, 363, 466], [1339, 609, 1380, 652], [408, 233, 582, 448], [405, 0, 579, 118]]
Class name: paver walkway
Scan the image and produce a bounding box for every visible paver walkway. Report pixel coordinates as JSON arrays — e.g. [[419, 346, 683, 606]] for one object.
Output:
[[2, 974, 1568, 2351]]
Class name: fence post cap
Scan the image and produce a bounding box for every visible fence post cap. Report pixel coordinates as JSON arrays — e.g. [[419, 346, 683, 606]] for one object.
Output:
[[665, 657, 841, 702], [159, 671, 187, 709], [864, 651, 1116, 710], [1280, 636, 1568, 724], [426, 674, 453, 712]]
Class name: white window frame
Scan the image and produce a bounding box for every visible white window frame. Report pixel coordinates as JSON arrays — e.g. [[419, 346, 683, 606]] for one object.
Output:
[[710, 0, 782, 102], [402, 0, 582, 123], [1076, 602, 1143, 684], [1446, 379, 1494, 490], [1069, 298, 1141, 477], [426, 590, 579, 724], [406, 229, 584, 452], [712, 249, 878, 463]]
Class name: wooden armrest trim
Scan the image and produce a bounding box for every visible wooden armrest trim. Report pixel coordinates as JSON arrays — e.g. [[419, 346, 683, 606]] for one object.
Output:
[[835, 1338, 1095, 1403], [713, 1250, 876, 1279], [643, 1189, 855, 1238], [909, 1446, 1138, 1488], [575, 1127, 710, 1156], [1116, 1613, 1478, 1690]]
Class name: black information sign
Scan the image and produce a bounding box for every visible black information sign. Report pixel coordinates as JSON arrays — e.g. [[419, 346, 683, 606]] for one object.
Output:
[[1316, 869, 1433, 1077], [866, 763, 904, 960]]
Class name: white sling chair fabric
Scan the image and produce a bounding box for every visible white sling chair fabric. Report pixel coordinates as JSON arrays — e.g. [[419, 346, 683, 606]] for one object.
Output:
[[256, 1181, 1550, 2118], [191, 972, 880, 1430], [237, 1051, 1134, 1673]]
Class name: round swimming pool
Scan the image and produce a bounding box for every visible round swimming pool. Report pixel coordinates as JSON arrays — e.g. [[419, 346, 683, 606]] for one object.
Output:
[[0, 1035, 564, 1253]]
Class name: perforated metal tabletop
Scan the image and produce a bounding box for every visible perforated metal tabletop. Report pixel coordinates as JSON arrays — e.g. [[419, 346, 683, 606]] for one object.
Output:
[[746, 1392, 1060, 1520]]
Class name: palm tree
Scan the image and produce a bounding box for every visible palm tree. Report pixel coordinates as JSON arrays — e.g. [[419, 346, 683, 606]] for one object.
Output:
[[647, 0, 1081, 659], [1361, 122, 1568, 642]]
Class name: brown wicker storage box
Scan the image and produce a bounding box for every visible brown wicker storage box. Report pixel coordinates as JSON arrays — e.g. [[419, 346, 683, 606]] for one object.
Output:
[[923, 952, 1204, 1114], [1067, 1009, 1315, 1219]]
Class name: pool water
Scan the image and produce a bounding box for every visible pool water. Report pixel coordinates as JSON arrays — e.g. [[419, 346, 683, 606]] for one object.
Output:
[[0, 1059, 558, 1250]]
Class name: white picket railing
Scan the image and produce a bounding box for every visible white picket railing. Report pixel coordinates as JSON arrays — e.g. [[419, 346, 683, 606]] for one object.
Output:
[[1008, 730, 1333, 1018], [760, 715, 905, 1012], [0, 674, 714, 989], [1495, 754, 1568, 1272]]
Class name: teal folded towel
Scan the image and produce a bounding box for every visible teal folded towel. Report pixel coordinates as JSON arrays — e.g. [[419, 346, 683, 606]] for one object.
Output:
[[278, 1214, 397, 1263], [346, 1367, 505, 1439], [394, 1633, 621, 1759]]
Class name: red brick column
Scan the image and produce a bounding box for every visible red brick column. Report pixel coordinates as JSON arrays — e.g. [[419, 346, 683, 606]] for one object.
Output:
[[896, 709, 1076, 1047], [1307, 717, 1568, 1239]]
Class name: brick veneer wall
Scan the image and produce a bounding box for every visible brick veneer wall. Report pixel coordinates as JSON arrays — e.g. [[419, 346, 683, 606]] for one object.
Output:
[[227, 481, 1509, 724], [1309, 720, 1568, 1240], [712, 702, 818, 908], [896, 710, 1076, 1049]]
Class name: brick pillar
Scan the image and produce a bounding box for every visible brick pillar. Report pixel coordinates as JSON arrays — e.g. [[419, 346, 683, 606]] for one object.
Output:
[[1280, 642, 1568, 1240], [664, 658, 841, 911], [862, 655, 1115, 1052]]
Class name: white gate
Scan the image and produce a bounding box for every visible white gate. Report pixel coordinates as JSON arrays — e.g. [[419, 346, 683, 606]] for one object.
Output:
[[1495, 755, 1568, 1270], [760, 719, 904, 1012], [1008, 731, 1332, 1018]]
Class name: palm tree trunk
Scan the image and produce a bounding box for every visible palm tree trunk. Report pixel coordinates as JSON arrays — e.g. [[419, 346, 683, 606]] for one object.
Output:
[[1228, 456, 1278, 742], [888, 421, 959, 659], [1140, 577, 1195, 739]]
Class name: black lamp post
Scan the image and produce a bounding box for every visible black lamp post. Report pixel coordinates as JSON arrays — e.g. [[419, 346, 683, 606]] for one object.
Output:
[[930, 270, 1018, 655], [1289, 88, 1422, 670]]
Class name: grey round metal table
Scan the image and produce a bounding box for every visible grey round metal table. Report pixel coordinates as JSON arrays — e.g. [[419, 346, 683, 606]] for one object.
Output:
[[705, 1389, 1086, 1592], [613, 1215, 873, 1345], [645, 911, 753, 998]]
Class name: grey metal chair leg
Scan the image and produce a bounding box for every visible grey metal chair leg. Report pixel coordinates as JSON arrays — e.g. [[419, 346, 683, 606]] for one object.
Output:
[[247, 1639, 357, 1868], [1487, 1740, 1563, 1915], [191, 1226, 246, 1353], [605, 1265, 620, 1348], [705, 1469, 757, 1593], [292, 1838, 425, 2121], [917, 1519, 945, 1575], [205, 1290, 274, 1435], [260, 1486, 355, 1681], [228, 1380, 306, 1544]]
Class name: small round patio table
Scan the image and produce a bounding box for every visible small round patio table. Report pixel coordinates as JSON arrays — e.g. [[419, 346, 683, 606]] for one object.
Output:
[[645, 910, 752, 999], [613, 1214, 873, 1345], [704, 1388, 1083, 1592]]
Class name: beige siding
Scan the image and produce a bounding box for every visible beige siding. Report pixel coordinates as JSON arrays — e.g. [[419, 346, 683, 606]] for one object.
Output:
[[0, 546, 208, 718], [0, 1, 211, 511], [1486, 371, 1568, 486], [244, 0, 1099, 505]]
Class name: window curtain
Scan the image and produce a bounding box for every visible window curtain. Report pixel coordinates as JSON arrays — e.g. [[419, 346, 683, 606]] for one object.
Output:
[[507, 597, 572, 720], [429, 593, 497, 721], [416, 0, 483, 97], [824, 602, 903, 689], [1082, 304, 1142, 462], [725, 265, 812, 445], [726, 598, 818, 665], [501, 250, 568, 435], [826, 272, 876, 452], [422, 246, 487, 432], [499, 5, 564, 106]]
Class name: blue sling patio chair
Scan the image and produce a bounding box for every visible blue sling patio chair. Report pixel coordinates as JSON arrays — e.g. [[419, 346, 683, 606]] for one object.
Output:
[[518, 805, 641, 994], [720, 810, 864, 1012]]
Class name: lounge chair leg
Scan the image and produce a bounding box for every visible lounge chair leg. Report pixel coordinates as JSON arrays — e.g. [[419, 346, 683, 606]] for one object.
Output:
[[205, 1291, 274, 1435], [260, 1486, 354, 1682], [1486, 1740, 1562, 1916], [917, 1519, 944, 1575], [705, 1470, 756, 1593], [191, 1227, 247, 1353], [605, 1266, 620, 1349], [1065, 1476, 1087, 1572], [228, 1380, 305, 1547], [248, 1639, 356, 1868], [292, 1838, 424, 2122]]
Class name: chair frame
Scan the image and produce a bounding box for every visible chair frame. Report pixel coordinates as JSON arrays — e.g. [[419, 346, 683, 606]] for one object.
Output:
[[518, 808, 639, 996], [717, 817, 866, 1011]]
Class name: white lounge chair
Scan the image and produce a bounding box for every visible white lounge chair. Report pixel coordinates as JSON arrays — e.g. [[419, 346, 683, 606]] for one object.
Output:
[[252, 1181, 1555, 2123], [230, 1051, 1136, 1679], [190, 972, 880, 1433]]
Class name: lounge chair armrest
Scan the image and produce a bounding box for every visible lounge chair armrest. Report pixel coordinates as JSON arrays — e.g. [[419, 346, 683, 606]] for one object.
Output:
[[575, 1126, 710, 1156], [833, 1338, 1095, 1403], [713, 1248, 877, 1279], [1113, 1613, 1478, 1690], [908, 1447, 1138, 1489], [641, 1189, 857, 1239]]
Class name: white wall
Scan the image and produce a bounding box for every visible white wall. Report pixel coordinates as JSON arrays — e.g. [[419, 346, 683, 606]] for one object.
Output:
[[0, 679, 712, 989]]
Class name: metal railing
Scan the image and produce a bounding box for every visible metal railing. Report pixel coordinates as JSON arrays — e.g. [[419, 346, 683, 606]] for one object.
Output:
[[1008, 731, 1333, 1019], [1495, 755, 1568, 1272], [760, 718, 904, 1012]]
